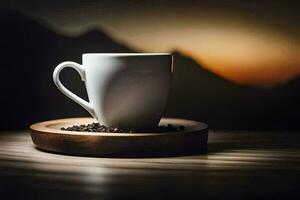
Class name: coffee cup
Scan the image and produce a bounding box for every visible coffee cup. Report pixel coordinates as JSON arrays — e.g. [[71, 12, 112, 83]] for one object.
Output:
[[53, 53, 172, 130]]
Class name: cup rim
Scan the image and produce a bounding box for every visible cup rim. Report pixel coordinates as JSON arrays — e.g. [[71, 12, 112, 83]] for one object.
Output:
[[83, 53, 171, 56]]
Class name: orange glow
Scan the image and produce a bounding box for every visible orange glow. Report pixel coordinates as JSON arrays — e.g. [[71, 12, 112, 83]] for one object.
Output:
[[180, 28, 300, 86]]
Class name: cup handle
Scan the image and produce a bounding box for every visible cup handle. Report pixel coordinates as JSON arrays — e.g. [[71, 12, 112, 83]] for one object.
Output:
[[53, 61, 95, 118]]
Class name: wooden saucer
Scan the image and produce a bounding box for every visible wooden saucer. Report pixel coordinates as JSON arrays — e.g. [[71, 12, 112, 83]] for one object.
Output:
[[30, 118, 208, 157]]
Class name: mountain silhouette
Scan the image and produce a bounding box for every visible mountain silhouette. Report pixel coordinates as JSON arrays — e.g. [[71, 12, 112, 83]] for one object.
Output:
[[1, 10, 300, 130]]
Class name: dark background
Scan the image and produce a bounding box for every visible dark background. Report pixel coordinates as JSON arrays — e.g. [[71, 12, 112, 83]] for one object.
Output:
[[0, 0, 300, 130]]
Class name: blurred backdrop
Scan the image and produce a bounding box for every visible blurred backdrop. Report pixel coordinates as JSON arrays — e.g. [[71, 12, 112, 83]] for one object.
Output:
[[0, 0, 299, 130]]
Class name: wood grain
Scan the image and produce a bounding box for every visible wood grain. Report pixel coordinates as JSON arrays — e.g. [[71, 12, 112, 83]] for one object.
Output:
[[0, 130, 300, 199], [30, 118, 208, 157]]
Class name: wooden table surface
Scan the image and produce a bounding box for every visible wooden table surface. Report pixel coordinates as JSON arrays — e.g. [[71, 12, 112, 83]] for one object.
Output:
[[0, 130, 299, 199]]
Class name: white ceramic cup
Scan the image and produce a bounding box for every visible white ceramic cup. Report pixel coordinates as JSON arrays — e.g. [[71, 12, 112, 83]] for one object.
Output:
[[53, 53, 173, 130]]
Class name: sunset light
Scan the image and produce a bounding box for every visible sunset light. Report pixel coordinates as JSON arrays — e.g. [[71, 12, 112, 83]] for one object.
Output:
[[22, 5, 300, 87]]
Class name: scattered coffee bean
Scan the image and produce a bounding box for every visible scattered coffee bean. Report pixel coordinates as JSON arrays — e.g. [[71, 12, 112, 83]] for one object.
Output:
[[61, 123, 185, 133]]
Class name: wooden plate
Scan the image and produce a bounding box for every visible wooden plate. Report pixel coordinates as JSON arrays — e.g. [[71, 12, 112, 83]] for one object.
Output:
[[30, 118, 208, 157]]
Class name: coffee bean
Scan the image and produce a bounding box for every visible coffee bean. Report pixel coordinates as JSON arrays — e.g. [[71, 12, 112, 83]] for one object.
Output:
[[61, 123, 185, 133]]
